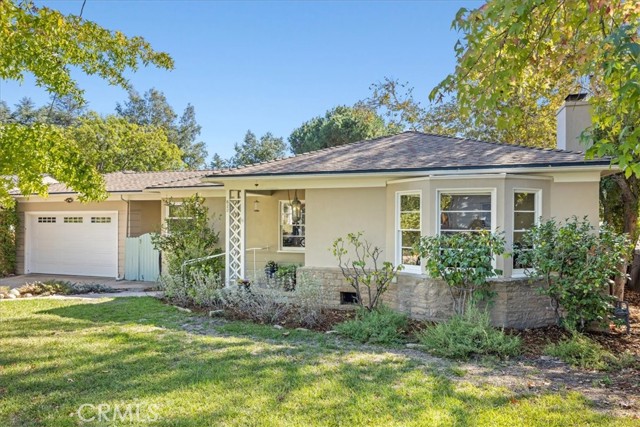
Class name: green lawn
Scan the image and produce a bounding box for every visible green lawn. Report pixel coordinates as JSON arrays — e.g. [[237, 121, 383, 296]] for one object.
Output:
[[0, 297, 635, 426]]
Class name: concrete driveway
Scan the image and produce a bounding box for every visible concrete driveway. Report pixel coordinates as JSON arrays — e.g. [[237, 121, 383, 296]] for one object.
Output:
[[0, 274, 157, 291]]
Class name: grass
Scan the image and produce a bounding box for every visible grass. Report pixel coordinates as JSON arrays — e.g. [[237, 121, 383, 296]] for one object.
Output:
[[0, 297, 636, 426]]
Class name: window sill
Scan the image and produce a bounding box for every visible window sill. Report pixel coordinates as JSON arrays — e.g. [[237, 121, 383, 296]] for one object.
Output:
[[277, 250, 305, 254]]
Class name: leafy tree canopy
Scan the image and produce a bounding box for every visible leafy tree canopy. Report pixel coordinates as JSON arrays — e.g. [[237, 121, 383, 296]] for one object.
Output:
[[432, 0, 640, 175], [368, 77, 558, 147], [65, 113, 184, 173], [0, 0, 173, 205], [289, 105, 399, 154], [212, 130, 287, 169], [116, 89, 208, 169]]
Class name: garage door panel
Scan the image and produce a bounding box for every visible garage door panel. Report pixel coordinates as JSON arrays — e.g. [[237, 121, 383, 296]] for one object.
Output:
[[28, 213, 118, 277]]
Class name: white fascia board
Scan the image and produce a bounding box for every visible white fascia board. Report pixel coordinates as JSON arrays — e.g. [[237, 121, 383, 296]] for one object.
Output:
[[16, 192, 163, 203], [203, 165, 612, 189]]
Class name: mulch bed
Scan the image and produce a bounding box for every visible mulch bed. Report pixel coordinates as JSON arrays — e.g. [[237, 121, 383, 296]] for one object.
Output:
[[508, 289, 640, 358]]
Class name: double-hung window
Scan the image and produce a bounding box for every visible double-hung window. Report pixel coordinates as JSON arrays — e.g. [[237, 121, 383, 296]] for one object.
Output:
[[279, 200, 305, 251], [396, 192, 421, 273], [165, 202, 193, 234], [512, 190, 541, 275], [439, 192, 493, 234]]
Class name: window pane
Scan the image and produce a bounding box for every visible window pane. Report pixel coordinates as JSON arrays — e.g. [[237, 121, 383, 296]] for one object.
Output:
[[400, 212, 420, 230], [514, 212, 535, 230], [514, 192, 535, 211], [441, 212, 492, 231], [513, 232, 533, 269], [402, 230, 420, 248], [441, 194, 491, 212], [402, 248, 420, 266], [400, 194, 420, 211], [281, 201, 305, 250], [283, 236, 305, 248], [168, 204, 185, 218]]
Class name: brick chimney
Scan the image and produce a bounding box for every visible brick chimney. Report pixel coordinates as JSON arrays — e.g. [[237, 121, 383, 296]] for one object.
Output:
[[556, 93, 592, 152]]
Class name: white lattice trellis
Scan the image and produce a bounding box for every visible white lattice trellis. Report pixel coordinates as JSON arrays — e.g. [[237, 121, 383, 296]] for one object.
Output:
[[225, 190, 245, 284]]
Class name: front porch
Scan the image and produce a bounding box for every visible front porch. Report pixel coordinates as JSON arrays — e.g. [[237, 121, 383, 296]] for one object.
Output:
[[225, 189, 306, 284]]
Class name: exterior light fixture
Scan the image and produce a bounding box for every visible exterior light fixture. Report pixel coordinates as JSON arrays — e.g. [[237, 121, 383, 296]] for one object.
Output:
[[253, 199, 260, 212], [290, 190, 302, 223], [64, 197, 74, 203]]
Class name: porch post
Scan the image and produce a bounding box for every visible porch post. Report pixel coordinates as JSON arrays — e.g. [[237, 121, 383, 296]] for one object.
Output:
[[225, 189, 245, 285]]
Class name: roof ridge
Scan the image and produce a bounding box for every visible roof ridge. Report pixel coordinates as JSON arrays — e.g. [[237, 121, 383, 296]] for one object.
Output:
[[410, 130, 584, 155], [213, 131, 414, 175]]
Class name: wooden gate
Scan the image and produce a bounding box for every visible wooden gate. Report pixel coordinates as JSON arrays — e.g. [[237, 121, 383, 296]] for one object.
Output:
[[125, 233, 160, 282]]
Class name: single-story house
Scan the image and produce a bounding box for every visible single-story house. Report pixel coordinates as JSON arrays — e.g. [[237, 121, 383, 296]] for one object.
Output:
[[14, 96, 610, 327]]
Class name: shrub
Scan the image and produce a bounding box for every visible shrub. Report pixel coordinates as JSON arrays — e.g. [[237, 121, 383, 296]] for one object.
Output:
[[415, 230, 506, 315], [545, 333, 610, 370], [519, 218, 630, 331], [15, 280, 115, 296], [0, 206, 18, 277], [335, 306, 408, 345], [288, 274, 324, 327], [419, 306, 521, 360], [545, 332, 635, 371], [332, 232, 403, 311], [217, 286, 289, 324], [275, 264, 298, 291], [159, 270, 224, 307], [151, 195, 224, 276]]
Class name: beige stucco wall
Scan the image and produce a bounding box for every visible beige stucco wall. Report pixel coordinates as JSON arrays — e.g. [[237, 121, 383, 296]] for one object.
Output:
[[245, 190, 305, 278], [16, 200, 128, 277], [550, 181, 600, 227], [305, 187, 387, 267], [129, 200, 161, 237]]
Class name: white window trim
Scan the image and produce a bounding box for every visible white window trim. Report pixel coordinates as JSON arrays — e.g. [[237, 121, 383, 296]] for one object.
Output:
[[512, 188, 542, 278], [395, 190, 422, 274], [435, 188, 498, 235], [435, 188, 498, 272], [278, 200, 305, 253]]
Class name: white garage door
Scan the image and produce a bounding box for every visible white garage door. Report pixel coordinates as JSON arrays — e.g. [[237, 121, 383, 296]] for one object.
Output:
[[27, 212, 118, 277]]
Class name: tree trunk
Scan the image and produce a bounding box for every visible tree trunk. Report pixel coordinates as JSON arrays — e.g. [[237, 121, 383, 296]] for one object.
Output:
[[612, 175, 640, 295]]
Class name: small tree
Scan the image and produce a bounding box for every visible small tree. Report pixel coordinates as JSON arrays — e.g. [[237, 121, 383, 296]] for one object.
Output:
[[0, 206, 18, 277], [151, 195, 223, 277], [415, 231, 506, 315], [332, 232, 403, 311], [518, 217, 630, 331]]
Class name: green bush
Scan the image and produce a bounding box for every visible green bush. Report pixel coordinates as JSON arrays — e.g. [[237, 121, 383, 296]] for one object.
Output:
[[152, 195, 223, 276], [335, 306, 408, 345], [415, 230, 506, 315], [545, 332, 635, 371], [519, 218, 630, 331], [0, 206, 18, 277], [419, 307, 521, 360]]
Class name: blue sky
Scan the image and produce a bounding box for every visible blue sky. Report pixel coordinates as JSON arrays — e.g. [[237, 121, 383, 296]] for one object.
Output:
[[0, 0, 481, 161]]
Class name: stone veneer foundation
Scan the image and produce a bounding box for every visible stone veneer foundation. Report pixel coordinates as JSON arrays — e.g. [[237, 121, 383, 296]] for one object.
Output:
[[297, 267, 557, 329]]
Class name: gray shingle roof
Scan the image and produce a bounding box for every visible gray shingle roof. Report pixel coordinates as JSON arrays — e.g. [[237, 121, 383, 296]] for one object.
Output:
[[208, 131, 609, 178], [44, 170, 219, 194]]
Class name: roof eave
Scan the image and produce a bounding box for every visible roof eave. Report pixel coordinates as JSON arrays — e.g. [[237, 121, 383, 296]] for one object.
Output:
[[202, 161, 614, 181]]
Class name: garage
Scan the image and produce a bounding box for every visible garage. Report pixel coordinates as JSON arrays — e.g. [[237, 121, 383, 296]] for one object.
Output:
[[26, 212, 118, 277]]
